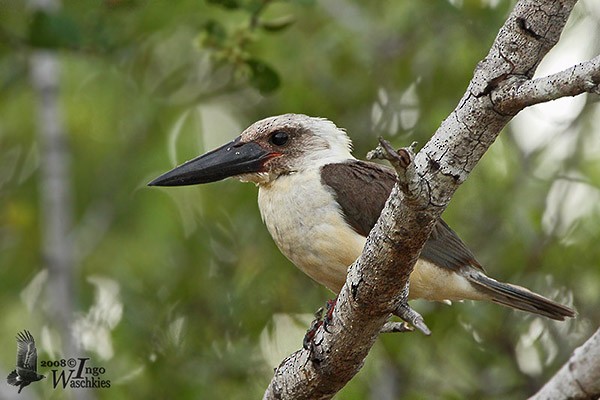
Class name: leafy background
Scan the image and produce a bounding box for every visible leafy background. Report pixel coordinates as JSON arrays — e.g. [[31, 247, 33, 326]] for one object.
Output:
[[1, 0, 599, 398]]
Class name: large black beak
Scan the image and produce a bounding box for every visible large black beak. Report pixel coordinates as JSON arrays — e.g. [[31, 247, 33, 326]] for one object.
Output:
[[148, 138, 274, 187]]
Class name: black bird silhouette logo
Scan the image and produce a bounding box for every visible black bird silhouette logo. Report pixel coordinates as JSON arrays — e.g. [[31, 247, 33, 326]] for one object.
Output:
[[6, 330, 45, 393]]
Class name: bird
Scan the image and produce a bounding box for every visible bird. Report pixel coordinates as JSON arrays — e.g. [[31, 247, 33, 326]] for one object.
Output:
[[7, 330, 45, 393], [149, 113, 575, 321]]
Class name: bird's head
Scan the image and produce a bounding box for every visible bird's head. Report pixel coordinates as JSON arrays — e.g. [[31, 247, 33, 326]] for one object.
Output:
[[148, 114, 353, 187]]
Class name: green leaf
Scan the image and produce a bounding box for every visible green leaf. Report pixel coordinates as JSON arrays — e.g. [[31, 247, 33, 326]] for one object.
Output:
[[246, 59, 280, 94], [206, 0, 240, 10], [260, 15, 296, 32], [28, 10, 81, 49], [199, 19, 227, 48]]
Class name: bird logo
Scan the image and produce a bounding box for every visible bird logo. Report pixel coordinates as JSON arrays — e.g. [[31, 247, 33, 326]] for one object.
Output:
[[6, 330, 45, 393]]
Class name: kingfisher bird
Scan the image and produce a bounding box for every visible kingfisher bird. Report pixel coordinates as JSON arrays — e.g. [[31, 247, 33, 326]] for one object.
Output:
[[149, 113, 575, 321]]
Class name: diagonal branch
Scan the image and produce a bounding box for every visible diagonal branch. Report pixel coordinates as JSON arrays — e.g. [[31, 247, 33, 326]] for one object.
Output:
[[493, 54, 600, 114], [528, 327, 600, 400], [263, 1, 595, 398]]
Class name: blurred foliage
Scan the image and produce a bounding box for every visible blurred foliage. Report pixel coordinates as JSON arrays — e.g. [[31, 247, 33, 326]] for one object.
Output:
[[1, 0, 599, 399]]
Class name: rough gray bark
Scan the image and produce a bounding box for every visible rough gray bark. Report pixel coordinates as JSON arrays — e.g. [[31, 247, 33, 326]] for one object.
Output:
[[263, 0, 600, 399], [529, 327, 600, 400]]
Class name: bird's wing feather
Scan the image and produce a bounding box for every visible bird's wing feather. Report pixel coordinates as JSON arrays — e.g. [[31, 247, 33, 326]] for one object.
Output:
[[16, 331, 38, 371], [321, 160, 395, 237], [422, 218, 484, 272], [321, 160, 484, 273]]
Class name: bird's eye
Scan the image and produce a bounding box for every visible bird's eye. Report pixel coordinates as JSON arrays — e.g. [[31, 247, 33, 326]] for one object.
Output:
[[270, 131, 289, 146]]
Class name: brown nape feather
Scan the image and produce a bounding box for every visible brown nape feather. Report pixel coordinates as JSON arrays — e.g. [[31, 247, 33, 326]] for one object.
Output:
[[467, 273, 575, 320]]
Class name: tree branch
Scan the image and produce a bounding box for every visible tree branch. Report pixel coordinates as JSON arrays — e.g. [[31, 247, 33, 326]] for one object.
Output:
[[263, 0, 598, 398], [493, 54, 600, 114], [529, 327, 600, 400]]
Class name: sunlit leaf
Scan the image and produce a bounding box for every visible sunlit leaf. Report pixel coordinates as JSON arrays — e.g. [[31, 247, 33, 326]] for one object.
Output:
[[260, 15, 296, 32]]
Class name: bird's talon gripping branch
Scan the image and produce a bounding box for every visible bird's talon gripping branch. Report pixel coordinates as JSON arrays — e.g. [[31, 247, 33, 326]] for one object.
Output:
[[323, 298, 337, 333], [303, 318, 323, 350], [303, 298, 338, 350], [394, 303, 431, 336], [381, 321, 413, 334], [302, 306, 328, 350]]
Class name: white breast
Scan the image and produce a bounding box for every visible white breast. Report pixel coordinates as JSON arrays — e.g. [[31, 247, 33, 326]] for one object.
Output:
[[258, 168, 366, 293], [257, 168, 485, 302]]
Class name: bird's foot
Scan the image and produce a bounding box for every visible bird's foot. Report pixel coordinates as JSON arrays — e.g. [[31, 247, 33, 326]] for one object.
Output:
[[302, 297, 338, 351], [303, 307, 324, 350], [381, 321, 413, 333], [323, 298, 337, 333], [393, 303, 431, 336]]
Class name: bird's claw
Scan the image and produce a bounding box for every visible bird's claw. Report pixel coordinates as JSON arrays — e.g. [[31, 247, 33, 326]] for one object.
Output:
[[393, 303, 431, 336], [323, 298, 337, 333], [303, 298, 338, 350], [303, 307, 324, 350], [381, 321, 413, 333]]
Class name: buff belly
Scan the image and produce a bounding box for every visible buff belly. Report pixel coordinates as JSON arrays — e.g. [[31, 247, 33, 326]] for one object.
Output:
[[257, 170, 485, 302]]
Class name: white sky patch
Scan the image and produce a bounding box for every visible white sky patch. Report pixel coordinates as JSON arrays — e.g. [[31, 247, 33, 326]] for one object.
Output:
[[481, 0, 502, 8], [534, 9, 598, 79], [516, 318, 559, 376], [515, 318, 544, 376], [399, 79, 421, 131], [164, 104, 241, 238], [40, 325, 57, 360], [259, 313, 314, 368], [167, 107, 205, 166], [509, 13, 599, 176], [581, 103, 600, 160], [582, 0, 600, 19], [371, 88, 386, 132], [371, 79, 421, 136], [20, 269, 48, 313], [447, 0, 463, 8], [542, 175, 600, 244], [319, 0, 372, 35], [73, 276, 123, 360], [167, 315, 186, 348], [168, 109, 191, 167], [200, 104, 242, 151]]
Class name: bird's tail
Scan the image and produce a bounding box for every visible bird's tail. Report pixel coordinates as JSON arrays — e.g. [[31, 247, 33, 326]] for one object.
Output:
[[467, 273, 575, 321], [6, 370, 18, 386]]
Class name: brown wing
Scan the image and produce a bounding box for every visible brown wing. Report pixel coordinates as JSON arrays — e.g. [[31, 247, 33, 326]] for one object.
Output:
[[321, 160, 396, 237], [321, 160, 483, 273], [421, 218, 483, 272], [16, 330, 38, 371]]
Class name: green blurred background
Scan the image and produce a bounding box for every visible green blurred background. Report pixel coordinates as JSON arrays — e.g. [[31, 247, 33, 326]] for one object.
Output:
[[1, 0, 599, 398]]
